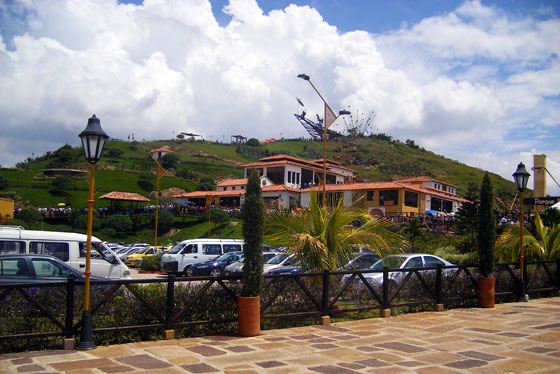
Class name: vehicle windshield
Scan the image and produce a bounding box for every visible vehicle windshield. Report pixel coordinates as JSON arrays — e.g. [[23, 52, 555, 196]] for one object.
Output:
[[372, 255, 407, 270], [266, 253, 289, 264], [93, 242, 117, 263], [214, 252, 238, 262], [168, 242, 187, 254]]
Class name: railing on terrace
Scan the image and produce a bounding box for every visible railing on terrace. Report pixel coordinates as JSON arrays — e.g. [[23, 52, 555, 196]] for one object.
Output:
[[1, 259, 558, 353]]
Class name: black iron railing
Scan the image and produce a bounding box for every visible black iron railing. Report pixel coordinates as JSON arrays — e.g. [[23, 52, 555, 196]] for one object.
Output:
[[1, 259, 558, 352]]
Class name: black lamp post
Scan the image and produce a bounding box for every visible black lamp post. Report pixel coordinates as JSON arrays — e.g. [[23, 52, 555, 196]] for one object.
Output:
[[297, 73, 350, 206], [512, 162, 530, 302], [76, 114, 108, 350]]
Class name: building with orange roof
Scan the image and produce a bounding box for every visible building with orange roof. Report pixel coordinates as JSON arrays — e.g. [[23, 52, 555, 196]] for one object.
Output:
[[149, 146, 174, 160], [173, 155, 467, 216]]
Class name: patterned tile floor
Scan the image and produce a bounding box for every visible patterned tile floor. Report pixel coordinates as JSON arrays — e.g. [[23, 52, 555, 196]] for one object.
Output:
[[1, 297, 559, 373]]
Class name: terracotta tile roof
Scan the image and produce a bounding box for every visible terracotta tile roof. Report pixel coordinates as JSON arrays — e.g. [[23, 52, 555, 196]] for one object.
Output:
[[262, 185, 300, 193], [99, 192, 150, 202], [173, 190, 244, 198], [216, 178, 247, 187], [150, 147, 174, 153], [396, 176, 459, 188]]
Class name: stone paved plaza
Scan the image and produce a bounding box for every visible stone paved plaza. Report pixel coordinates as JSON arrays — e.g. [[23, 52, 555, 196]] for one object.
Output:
[[1, 297, 559, 373]]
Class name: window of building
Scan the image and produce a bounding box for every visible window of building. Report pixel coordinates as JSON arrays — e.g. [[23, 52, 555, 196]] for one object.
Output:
[[379, 190, 398, 206], [367, 191, 374, 201], [404, 191, 418, 207], [288, 171, 292, 183]]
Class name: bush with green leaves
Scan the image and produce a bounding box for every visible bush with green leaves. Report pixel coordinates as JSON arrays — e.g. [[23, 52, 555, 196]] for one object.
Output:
[[0, 175, 7, 190], [152, 209, 174, 233], [477, 172, 495, 277], [16, 208, 43, 225], [49, 176, 73, 196], [140, 253, 163, 271], [247, 138, 260, 146], [73, 213, 101, 231], [201, 208, 230, 226], [105, 214, 133, 234]]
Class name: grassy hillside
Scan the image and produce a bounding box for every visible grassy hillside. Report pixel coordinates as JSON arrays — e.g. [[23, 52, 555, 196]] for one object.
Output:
[[0, 135, 522, 209]]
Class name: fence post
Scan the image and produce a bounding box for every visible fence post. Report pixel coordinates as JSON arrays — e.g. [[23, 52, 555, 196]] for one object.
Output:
[[63, 275, 76, 350], [381, 267, 391, 318], [165, 275, 175, 339], [319, 270, 331, 325], [435, 264, 443, 312]]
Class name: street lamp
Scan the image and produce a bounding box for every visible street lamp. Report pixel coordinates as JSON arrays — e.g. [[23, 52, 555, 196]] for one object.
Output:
[[298, 73, 350, 206], [76, 114, 108, 350], [513, 162, 530, 302]]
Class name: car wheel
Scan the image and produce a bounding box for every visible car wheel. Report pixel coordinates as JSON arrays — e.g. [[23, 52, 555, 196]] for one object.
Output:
[[210, 268, 222, 277], [183, 266, 191, 277]]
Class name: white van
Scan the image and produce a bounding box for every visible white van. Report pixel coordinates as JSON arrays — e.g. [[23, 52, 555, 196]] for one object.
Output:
[[160, 238, 244, 275], [0, 226, 131, 279]]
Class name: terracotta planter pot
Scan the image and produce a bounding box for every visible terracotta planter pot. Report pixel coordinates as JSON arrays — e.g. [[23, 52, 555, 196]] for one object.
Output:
[[478, 276, 495, 308], [237, 296, 260, 337]]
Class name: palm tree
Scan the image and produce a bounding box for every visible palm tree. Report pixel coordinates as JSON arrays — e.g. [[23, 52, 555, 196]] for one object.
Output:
[[399, 217, 426, 251], [495, 213, 560, 262], [264, 190, 407, 272]]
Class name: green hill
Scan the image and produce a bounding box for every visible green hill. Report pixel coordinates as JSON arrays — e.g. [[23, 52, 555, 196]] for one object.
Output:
[[0, 135, 522, 210]]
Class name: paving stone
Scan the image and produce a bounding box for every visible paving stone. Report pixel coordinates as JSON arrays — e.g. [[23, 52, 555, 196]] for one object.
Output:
[[225, 345, 255, 353], [493, 358, 551, 372], [255, 360, 286, 368], [458, 350, 504, 361], [375, 341, 428, 353], [186, 345, 228, 356], [353, 358, 389, 367], [331, 334, 357, 340], [313, 325, 352, 333], [465, 327, 501, 333], [291, 334, 321, 340], [525, 347, 557, 354], [98, 365, 136, 373], [468, 339, 502, 346], [444, 359, 487, 369], [180, 363, 220, 373], [10, 359, 33, 365], [308, 365, 361, 374], [115, 354, 172, 369], [416, 366, 462, 374], [397, 360, 425, 367], [355, 345, 383, 352], [15, 364, 46, 372], [496, 332, 528, 337], [48, 358, 115, 371], [310, 343, 339, 350], [338, 362, 366, 370]]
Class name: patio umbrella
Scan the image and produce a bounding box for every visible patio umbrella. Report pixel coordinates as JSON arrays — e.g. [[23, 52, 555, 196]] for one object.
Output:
[[57, 203, 66, 207], [425, 209, 437, 215]]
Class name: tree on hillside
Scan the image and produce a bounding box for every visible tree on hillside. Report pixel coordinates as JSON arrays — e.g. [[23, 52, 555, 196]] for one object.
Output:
[[247, 138, 260, 147], [50, 176, 73, 196], [160, 153, 179, 169], [265, 190, 406, 272], [0, 175, 8, 190]]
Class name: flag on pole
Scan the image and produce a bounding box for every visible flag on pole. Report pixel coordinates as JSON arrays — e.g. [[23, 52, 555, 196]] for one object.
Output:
[[324, 102, 337, 129]]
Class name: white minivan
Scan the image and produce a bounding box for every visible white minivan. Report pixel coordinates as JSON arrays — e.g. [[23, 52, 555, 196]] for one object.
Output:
[[160, 238, 244, 275], [0, 226, 131, 279]]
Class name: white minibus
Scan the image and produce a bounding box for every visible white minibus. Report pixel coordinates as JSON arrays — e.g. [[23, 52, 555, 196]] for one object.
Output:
[[0, 226, 131, 279]]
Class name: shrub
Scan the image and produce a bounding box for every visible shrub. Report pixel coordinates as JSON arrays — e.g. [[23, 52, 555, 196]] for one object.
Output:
[[73, 213, 101, 231], [16, 208, 43, 225], [0, 175, 7, 190], [241, 169, 264, 297], [152, 209, 174, 233], [105, 214, 133, 233], [49, 176, 72, 196], [140, 253, 163, 271], [247, 138, 260, 146]]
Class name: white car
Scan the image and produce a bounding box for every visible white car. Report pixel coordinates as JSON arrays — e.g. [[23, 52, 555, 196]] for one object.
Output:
[[342, 253, 455, 289]]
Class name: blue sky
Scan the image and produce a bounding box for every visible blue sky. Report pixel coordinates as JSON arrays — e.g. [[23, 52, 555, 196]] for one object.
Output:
[[1, 0, 559, 195]]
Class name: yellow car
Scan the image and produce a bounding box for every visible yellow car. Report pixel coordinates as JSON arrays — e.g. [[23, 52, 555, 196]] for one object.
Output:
[[125, 246, 161, 267]]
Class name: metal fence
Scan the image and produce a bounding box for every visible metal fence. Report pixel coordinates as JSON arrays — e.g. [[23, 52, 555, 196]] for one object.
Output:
[[1, 259, 558, 352]]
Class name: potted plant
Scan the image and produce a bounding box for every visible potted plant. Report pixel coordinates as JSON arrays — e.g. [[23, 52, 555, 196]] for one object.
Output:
[[238, 170, 264, 336], [477, 172, 496, 308]]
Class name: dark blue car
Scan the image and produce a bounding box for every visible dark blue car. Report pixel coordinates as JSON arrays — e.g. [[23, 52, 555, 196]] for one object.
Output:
[[187, 251, 244, 277]]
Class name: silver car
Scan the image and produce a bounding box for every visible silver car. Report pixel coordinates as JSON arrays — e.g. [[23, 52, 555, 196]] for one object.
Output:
[[342, 253, 455, 289]]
